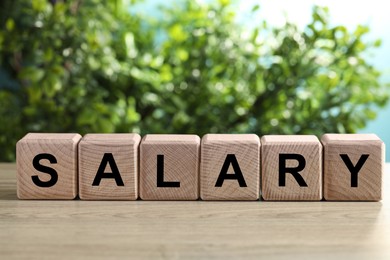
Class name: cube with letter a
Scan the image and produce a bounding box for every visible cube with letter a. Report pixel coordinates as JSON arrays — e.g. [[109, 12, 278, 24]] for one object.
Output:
[[78, 133, 141, 200], [200, 134, 260, 200]]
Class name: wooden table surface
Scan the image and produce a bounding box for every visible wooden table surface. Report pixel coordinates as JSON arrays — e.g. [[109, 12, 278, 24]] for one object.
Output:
[[1, 163, 389, 259]]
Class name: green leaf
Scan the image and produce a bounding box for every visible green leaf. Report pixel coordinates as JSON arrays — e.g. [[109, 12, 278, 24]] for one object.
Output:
[[6, 19, 15, 31], [251, 4, 260, 13], [19, 67, 45, 83], [168, 24, 188, 42]]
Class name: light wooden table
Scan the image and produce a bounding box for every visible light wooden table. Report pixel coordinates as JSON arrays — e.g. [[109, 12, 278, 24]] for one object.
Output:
[[1, 163, 389, 259]]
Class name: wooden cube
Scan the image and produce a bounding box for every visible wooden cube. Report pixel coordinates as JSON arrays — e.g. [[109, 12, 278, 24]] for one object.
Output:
[[261, 135, 322, 201], [322, 134, 384, 201], [78, 134, 141, 200], [139, 134, 200, 200], [16, 133, 81, 199], [200, 134, 260, 200]]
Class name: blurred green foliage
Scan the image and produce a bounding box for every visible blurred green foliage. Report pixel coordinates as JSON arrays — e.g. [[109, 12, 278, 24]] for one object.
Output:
[[0, 0, 388, 161]]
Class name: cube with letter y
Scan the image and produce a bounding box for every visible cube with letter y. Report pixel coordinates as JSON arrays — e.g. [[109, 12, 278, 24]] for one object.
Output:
[[78, 133, 141, 200], [200, 134, 260, 200], [261, 135, 322, 201], [140, 134, 200, 200], [16, 133, 81, 199], [322, 134, 384, 201]]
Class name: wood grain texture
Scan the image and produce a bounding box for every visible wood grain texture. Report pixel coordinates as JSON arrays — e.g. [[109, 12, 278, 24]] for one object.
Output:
[[16, 133, 81, 199], [79, 134, 141, 200], [139, 134, 200, 200], [322, 134, 384, 201], [1, 163, 390, 259], [200, 134, 260, 200], [261, 135, 322, 201]]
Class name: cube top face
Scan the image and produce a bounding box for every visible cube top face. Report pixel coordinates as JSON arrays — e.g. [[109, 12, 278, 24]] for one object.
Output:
[[261, 135, 320, 143], [200, 134, 260, 201], [202, 134, 260, 144], [321, 133, 382, 143], [82, 133, 141, 144], [21, 133, 81, 142], [143, 134, 200, 143], [16, 133, 81, 199], [322, 134, 384, 201], [140, 134, 200, 200], [79, 133, 141, 200], [261, 135, 322, 201]]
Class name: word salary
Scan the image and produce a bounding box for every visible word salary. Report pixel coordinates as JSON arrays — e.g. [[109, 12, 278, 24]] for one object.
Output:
[[16, 133, 385, 201]]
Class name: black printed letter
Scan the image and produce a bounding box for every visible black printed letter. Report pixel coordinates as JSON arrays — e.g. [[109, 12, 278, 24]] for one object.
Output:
[[279, 154, 308, 187], [340, 154, 369, 187], [92, 153, 124, 186], [215, 154, 247, 187], [157, 154, 180, 187], [32, 153, 58, 187]]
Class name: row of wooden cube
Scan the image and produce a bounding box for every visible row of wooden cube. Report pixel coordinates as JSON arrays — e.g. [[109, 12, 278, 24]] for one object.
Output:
[[16, 133, 384, 201]]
